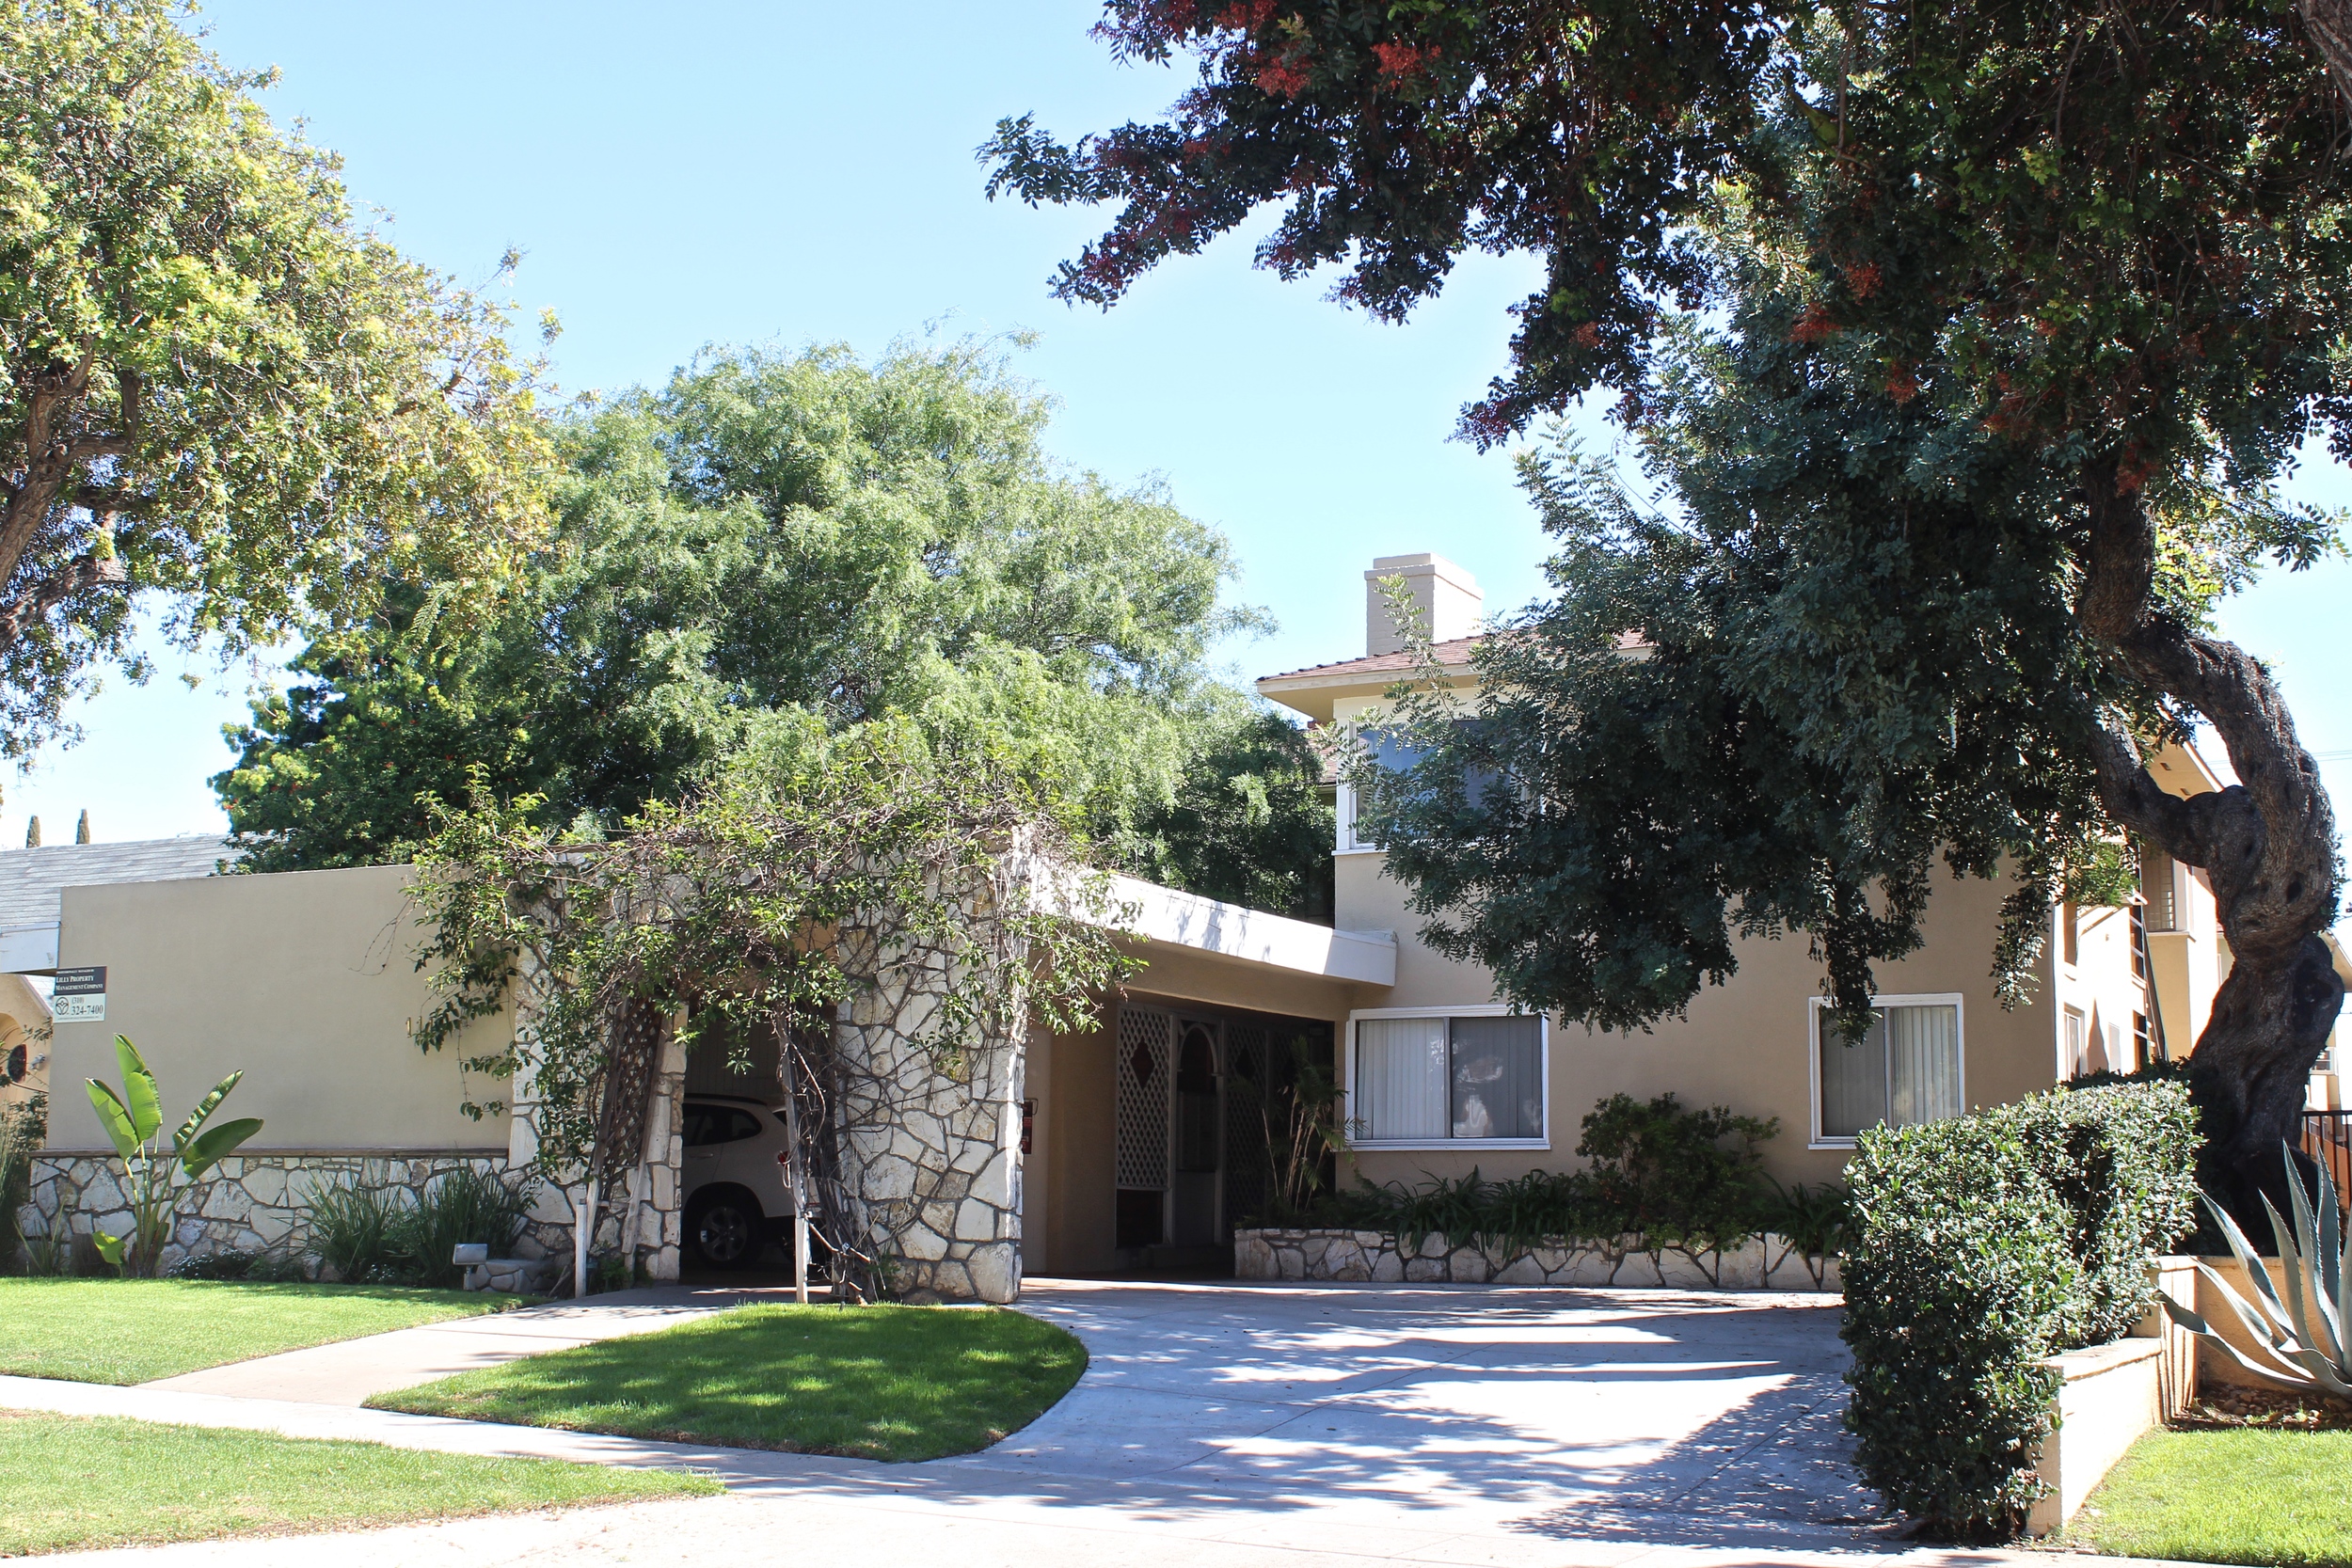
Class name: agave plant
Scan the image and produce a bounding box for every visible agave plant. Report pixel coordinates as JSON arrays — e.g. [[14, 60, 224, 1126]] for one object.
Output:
[[86, 1035, 262, 1277], [2160, 1143, 2351, 1398]]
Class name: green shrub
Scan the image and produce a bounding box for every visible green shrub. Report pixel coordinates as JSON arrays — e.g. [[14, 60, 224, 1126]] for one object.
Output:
[[0, 1097, 40, 1273], [389, 1168, 538, 1289], [304, 1180, 402, 1284], [2011, 1081, 2200, 1346], [1842, 1080, 2200, 1541], [1301, 1093, 1778, 1258], [1577, 1093, 1776, 1253]]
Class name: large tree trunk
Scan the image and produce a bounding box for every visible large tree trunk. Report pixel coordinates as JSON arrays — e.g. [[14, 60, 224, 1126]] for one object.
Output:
[[2299, 0, 2352, 119], [2080, 471, 2344, 1235]]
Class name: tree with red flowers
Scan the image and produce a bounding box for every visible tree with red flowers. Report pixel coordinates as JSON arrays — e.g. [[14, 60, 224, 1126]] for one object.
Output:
[[987, 1, 2352, 1229]]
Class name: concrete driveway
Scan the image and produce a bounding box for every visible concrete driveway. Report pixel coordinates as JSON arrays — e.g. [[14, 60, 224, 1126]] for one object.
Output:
[[38, 1277, 1945, 1568]]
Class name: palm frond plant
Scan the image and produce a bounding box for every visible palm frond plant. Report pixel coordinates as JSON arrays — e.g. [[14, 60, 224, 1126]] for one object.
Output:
[[84, 1036, 262, 1277], [2161, 1144, 2352, 1398]]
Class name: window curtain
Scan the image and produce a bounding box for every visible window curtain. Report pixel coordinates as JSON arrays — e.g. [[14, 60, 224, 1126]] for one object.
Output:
[[1355, 1018, 1447, 1140], [1885, 1004, 1962, 1126], [1450, 1015, 1542, 1139]]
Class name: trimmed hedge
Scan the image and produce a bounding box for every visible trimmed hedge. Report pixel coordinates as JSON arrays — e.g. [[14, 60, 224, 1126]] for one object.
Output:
[[1841, 1080, 2198, 1541]]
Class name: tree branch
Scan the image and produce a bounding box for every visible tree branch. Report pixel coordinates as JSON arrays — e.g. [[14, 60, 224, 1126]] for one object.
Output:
[[0, 552, 130, 645]]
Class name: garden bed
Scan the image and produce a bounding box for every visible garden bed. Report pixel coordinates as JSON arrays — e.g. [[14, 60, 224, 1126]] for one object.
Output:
[[369, 1302, 1087, 1461], [0, 1408, 715, 1554], [0, 1278, 523, 1385]]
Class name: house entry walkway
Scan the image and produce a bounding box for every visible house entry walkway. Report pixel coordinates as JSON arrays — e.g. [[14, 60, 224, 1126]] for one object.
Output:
[[13, 1279, 2122, 1568]]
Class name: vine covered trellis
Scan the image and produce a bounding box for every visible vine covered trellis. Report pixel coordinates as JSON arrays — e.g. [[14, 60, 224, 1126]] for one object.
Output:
[[407, 717, 1128, 1299]]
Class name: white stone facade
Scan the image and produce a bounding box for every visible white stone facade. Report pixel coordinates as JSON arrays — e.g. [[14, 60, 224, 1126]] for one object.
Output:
[[832, 932, 1023, 1304], [1233, 1227, 1843, 1292], [18, 1151, 561, 1275]]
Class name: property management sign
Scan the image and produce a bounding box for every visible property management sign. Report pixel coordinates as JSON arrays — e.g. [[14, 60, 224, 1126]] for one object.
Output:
[[52, 965, 104, 1023]]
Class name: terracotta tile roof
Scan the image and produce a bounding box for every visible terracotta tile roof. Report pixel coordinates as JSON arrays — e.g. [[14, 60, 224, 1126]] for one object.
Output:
[[1259, 637, 1484, 685]]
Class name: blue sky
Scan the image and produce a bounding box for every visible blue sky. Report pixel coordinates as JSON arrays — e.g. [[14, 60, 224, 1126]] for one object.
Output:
[[15, 1, 2352, 862]]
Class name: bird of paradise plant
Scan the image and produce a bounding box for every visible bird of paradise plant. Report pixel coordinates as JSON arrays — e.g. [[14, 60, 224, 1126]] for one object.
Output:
[[85, 1036, 262, 1277]]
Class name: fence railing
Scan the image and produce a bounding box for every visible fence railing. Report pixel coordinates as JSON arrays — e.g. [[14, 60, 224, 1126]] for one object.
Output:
[[2305, 1109, 2352, 1199]]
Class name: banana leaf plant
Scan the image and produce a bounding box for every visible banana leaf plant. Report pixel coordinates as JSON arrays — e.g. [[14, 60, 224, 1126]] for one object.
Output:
[[2160, 1143, 2352, 1398], [85, 1035, 262, 1277]]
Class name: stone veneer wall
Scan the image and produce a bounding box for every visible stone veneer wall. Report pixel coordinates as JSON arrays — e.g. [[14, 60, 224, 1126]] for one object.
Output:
[[1235, 1227, 1843, 1292], [832, 931, 1023, 1304], [19, 1151, 561, 1275]]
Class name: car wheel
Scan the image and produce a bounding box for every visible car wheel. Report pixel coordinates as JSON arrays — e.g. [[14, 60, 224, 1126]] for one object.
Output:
[[688, 1193, 762, 1270]]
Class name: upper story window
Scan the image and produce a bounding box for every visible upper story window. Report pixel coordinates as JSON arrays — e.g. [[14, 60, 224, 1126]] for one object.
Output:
[[1347, 1008, 1547, 1148], [1811, 995, 1965, 1148], [1337, 719, 1498, 852]]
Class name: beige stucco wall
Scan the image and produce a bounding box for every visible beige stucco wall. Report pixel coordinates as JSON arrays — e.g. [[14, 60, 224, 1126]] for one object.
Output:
[[1035, 1016, 1117, 1275], [44, 863, 509, 1154], [0, 971, 53, 1109], [1332, 849, 2065, 1191]]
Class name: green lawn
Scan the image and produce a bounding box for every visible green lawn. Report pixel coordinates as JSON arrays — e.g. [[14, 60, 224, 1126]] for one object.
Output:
[[2068, 1428, 2352, 1565], [0, 1408, 717, 1554], [0, 1278, 523, 1385], [370, 1303, 1088, 1461]]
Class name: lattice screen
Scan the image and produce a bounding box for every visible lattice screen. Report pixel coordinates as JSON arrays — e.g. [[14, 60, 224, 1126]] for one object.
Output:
[[1115, 1004, 1173, 1192], [595, 997, 665, 1187], [1221, 1022, 1270, 1230]]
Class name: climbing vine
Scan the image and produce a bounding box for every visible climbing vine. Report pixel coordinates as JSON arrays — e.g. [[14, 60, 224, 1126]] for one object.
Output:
[[407, 716, 1130, 1294]]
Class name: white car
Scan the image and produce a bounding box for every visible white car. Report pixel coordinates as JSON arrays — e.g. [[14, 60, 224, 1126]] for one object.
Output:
[[681, 1095, 801, 1270]]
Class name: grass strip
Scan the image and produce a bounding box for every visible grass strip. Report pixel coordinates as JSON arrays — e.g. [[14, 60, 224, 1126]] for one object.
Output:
[[371, 1302, 1088, 1462], [0, 1278, 522, 1385], [2067, 1427, 2352, 1565], [0, 1408, 716, 1554]]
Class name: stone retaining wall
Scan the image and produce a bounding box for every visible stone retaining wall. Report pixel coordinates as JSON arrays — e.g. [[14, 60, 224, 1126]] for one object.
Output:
[[1234, 1227, 1842, 1291], [19, 1151, 565, 1275]]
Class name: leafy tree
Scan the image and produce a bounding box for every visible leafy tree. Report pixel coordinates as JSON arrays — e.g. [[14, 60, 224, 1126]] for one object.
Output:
[[0, 0, 552, 757], [217, 341, 1292, 895], [1131, 707, 1333, 921], [991, 2, 2352, 1221]]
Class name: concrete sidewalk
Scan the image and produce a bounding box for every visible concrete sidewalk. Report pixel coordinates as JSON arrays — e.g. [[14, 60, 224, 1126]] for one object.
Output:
[[138, 1284, 772, 1404]]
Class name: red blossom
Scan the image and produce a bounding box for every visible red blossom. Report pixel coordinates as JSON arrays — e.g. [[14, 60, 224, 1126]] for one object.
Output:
[[1843, 261, 1883, 300], [1884, 363, 1918, 404], [1373, 40, 1432, 79], [1790, 304, 1839, 343], [1571, 321, 1602, 349], [1214, 0, 1279, 30], [1259, 59, 1310, 97]]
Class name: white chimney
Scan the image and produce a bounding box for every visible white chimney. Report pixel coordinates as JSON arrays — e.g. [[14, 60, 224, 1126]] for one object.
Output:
[[1365, 553, 1483, 656]]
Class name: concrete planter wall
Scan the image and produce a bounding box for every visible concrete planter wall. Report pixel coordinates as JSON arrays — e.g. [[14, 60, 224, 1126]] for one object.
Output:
[[2026, 1257, 2199, 1537], [1233, 1227, 1841, 1291]]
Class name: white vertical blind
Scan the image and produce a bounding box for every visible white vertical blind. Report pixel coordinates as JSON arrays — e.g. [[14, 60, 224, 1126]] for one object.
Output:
[[1886, 1004, 1963, 1125], [1354, 1018, 1449, 1140]]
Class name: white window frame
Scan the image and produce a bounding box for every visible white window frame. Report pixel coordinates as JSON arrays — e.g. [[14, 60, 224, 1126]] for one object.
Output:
[[1806, 991, 1967, 1150], [1335, 777, 1380, 854], [1343, 1004, 1551, 1151]]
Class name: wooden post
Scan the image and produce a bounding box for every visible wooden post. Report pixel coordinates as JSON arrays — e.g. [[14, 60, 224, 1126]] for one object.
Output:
[[573, 1177, 598, 1299], [784, 1086, 809, 1305]]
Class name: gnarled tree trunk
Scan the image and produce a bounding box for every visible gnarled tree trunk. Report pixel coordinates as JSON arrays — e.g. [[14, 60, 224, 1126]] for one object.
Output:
[[2080, 468, 2344, 1233]]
